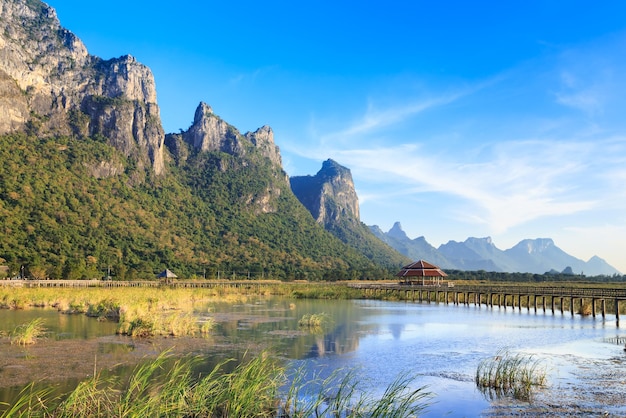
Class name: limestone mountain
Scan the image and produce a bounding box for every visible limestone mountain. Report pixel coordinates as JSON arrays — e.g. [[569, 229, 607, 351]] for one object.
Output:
[[291, 160, 409, 269], [0, 0, 394, 280], [0, 0, 165, 177], [370, 222, 451, 267], [373, 223, 620, 276], [290, 159, 360, 229], [165, 102, 286, 215], [439, 237, 510, 272]]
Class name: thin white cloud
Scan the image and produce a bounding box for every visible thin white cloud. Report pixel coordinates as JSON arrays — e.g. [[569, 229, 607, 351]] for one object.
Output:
[[317, 79, 498, 146], [316, 137, 604, 234], [228, 65, 279, 85], [284, 33, 626, 241]]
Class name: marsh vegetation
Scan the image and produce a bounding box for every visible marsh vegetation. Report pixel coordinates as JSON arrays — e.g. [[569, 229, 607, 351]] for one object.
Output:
[[2, 350, 431, 417], [475, 349, 547, 401], [10, 318, 46, 346], [1, 283, 625, 416]]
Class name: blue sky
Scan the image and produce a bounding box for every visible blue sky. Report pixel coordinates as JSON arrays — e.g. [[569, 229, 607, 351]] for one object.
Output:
[[49, 0, 626, 273]]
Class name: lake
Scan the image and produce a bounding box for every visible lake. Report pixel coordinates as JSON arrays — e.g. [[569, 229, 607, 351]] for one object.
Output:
[[2, 296, 626, 416]]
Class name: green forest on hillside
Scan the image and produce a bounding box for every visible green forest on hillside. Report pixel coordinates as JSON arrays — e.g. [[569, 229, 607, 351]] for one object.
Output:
[[0, 132, 399, 280]]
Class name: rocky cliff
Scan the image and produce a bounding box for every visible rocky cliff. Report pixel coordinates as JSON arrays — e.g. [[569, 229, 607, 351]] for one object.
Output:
[[0, 0, 406, 279], [290, 159, 360, 229], [291, 160, 408, 268], [164, 102, 286, 214], [0, 0, 164, 175], [171, 102, 282, 168]]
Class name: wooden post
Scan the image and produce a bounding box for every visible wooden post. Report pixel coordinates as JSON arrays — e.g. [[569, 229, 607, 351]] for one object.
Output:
[[570, 297, 575, 316], [592, 298, 596, 318], [616, 299, 620, 325], [601, 299, 606, 318]]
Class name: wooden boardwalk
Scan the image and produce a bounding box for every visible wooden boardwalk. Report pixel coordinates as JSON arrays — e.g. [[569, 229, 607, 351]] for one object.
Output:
[[4, 279, 626, 324], [348, 283, 626, 324]]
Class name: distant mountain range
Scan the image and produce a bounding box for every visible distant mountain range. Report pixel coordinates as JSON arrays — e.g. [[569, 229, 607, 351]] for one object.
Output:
[[369, 222, 621, 276]]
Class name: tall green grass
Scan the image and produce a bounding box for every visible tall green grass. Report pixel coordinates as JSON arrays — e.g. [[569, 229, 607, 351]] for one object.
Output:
[[10, 318, 46, 346], [282, 367, 431, 417], [1, 351, 431, 417], [475, 349, 547, 401]]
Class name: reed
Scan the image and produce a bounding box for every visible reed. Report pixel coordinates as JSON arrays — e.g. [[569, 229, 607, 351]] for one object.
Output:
[[298, 312, 334, 333], [579, 301, 593, 316], [0, 382, 55, 418], [10, 318, 46, 346], [2, 351, 431, 417], [85, 298, 121, 321], [282, 366, 431, 417], [475, 349, 547, 401]]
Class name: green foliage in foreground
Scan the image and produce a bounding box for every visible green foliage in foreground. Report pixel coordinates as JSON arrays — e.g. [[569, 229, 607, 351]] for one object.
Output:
[[1, 351, 431, 417], [0, 132, 399, 281]]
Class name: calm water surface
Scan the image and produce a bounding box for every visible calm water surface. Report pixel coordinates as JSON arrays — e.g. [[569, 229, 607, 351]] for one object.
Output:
[[2, 297, 626, 416]]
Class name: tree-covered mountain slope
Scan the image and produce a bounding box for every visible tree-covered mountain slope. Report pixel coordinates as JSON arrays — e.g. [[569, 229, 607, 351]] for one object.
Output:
[[0, 131, 393, 280]]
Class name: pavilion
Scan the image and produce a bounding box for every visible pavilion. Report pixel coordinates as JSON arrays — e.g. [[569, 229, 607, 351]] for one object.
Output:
[[396, 260, 448, 286], [157, 269, 178, 283]]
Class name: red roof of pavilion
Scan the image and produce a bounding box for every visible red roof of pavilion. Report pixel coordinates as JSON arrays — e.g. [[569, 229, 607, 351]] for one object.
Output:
[[396, 260, 448, 278]]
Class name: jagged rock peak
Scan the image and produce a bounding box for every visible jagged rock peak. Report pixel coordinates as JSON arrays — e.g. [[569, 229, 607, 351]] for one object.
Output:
[[465, 237, 494, 246], [290, 158, 360, 228], [388, 222, 408, 240], [0, 0, 165, 176], [517, 238, 555, 254], [319, 158, 349, 178], [183, 102, 236, 153], [181, 102, 282, 167], [194, 102, 214, 122], [245, 125, 282, 167]]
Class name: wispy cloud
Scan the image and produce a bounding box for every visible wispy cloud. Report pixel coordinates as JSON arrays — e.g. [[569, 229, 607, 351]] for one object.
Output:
[[317, 80, 496, 146], [284, 33, 626, 240], [331, 138, 601, 234], [228, 65, 279, 85]]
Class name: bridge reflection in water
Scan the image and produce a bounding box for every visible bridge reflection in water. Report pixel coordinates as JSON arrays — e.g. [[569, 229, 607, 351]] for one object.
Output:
[[348, 283, 626, 325]]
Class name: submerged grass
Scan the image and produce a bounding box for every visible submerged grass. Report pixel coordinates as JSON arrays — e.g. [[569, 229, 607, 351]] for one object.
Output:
[[1, 351, 432, 417], [475, 349, 547, 401]]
